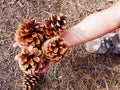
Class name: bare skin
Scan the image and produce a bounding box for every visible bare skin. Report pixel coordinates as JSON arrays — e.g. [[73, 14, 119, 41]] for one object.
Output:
[[61, 1, 120, 48]]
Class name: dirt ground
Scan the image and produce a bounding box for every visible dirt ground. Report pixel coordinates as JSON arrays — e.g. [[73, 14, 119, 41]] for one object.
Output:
[[0, 0, 120, 90]]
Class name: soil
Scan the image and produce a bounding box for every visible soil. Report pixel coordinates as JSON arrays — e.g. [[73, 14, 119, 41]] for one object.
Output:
[[0, 0, 120, 90]]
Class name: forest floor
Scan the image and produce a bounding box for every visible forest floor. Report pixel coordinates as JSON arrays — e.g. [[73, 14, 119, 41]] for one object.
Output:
[[0, 0, 120, 90]]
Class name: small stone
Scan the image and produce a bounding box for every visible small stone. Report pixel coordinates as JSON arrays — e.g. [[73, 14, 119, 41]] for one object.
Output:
[[13, 42, 19, 48], [108, 0, 113, 3], [52, 81, 58, 88], [96, 7, 102, 12]]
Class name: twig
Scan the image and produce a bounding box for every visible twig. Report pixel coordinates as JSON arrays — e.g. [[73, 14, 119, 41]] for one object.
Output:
[[103, 78, 109, 90]]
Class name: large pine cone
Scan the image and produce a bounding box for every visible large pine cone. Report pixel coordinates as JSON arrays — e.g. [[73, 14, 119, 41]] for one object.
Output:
[[15, 47, 49, 74], [15, 20, 44, 48], [23, 73, 40, 90], [43, 13, 67, 39], [42, 37, 67, 62]]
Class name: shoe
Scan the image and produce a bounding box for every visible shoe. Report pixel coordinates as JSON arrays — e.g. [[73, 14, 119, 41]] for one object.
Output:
[[84, 33, 120, 55]]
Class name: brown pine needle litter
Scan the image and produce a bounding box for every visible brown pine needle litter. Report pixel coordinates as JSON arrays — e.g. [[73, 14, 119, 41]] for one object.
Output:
[[14, 13, 68, 90], [1, 1, 120, 90]]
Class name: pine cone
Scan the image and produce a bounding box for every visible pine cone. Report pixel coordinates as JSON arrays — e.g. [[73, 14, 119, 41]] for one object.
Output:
[[15, 47, 49, 74], [42, 37, 67, 62], [43, 13, 67, 39], [15, 20, 44, 48], [23, 73, 40, 90]]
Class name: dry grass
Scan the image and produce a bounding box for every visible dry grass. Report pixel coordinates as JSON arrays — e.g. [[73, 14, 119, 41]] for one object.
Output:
[[0, 0, 120, 90]]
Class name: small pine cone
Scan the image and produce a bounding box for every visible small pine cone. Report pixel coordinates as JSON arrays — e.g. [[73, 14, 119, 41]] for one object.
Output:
[[43, 13, 67, 39], [42, 37, 67, 62], [15, 47, 47, 74], [23, 73, 40, 90], [15, 20, 44, 48]]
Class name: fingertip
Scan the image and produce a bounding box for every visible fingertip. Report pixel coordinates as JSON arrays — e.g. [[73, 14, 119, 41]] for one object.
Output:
[[61, 32, 74, 48]]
